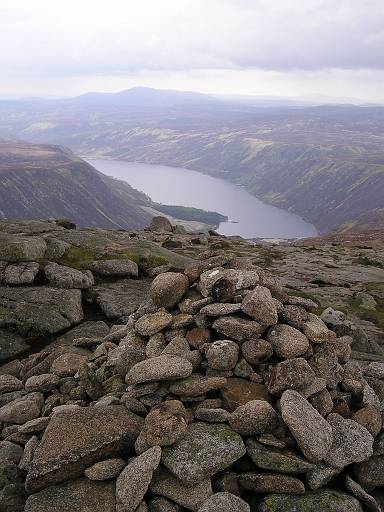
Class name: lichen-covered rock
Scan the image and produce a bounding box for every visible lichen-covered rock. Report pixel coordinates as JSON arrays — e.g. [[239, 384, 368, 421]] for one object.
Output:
[[44, 262, 94, 289], [140, 400, 188, 446], [259, 490, 363, 512], [86, 258, 138, 277], [213, 315, 264, 341], [268, 358, 316, 395], [135, 310, 173, 336], [0, 234, 47, 262], [161, 422, 246, 485], [0, 392, 43, 424], [205, 340, 239, 370], [4, 262, 39, 285], [246, 439, 315, 474], [239, 472, 305, 494], [221, 378, 271, 412]]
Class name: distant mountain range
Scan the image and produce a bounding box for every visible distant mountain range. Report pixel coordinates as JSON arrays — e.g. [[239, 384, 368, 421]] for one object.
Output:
[[0, 87, 383, 233]]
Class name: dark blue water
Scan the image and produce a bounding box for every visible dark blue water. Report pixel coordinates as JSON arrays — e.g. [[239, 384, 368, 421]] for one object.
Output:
[[87, 159, 317, 239]]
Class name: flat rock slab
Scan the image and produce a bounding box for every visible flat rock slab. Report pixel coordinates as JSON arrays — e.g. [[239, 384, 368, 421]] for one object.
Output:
[[0, 328, 29, 362], [161, 422, 246, 485], [259, 490, 363, 512], [0, 286, 83, 335], [25, 405, 143, 492], [92, 279, 150, 320], [24, 478, 116, 512]]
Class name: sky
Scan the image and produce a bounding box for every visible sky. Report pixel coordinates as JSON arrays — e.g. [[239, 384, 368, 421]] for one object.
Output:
[[1, 0, 384, 101]]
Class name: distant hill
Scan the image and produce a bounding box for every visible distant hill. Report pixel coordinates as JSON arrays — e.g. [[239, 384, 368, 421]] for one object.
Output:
[[0, 89, 383, 233]]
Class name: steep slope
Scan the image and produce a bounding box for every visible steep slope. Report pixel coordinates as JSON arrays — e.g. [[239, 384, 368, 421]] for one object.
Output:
[[0, 140, 153, 229]]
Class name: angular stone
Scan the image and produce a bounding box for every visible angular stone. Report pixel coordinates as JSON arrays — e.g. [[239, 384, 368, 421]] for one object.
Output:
[[266, 324, 309, 359], [306, 464, 341, 490], [87, 258, 138, 277], [135, 310, 173, 336], [221, 377, 271, 412], [116, 447, 161, 511], [198, 492, 250, 512], [150, 467, 212, 512], [0, 286, 83, 335], [324, 413, 373, 469], [268, 358, 315, 395], [241, 286, 278, 326], [259, 490, 363, 512], [281, 390, 333, 463], [125, 355, 193, 385], [25, 406, 143, 492], [161, 422, 246, 485], [25, 373, 60, 393], [24, 478, 116, 512], [150, 272, 189, 309], [246, 439, 315, 474], [239, 472, 305, 494], [302, 313, 336, 343], [229, 400, 277, 436], [213, 315, 264, 342]]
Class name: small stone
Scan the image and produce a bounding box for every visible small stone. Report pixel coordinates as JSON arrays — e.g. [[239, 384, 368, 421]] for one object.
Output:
[[150, 467, 212, 512], [246, 439, 315, 474], [345, 475, 381, 512], [266, 324, 309, 359], [206, 340, 239, 371], [364, 362, 384, 380], [302, 313, 336, 343], [200, 303, 241, 316], [169, 374, 227, 398], [259, 490, 363, 512], [213, 315, 264, 341], [51, 353, 88, 377], [241, 286, 278, 326], [87, 259, 138, 277], [24, 374, 61, 393], [150, 272, 189, 309], [18, 417, 50, 434], [268, 358, 315, 395], [140, 400, 188, 446], [149, 497, 181, 512], [161, 422, 246, 485], [229, 400, 277, 436], [239, 472, 305, 494], [135, 310, 173, 336], [221, 378, 271, 412], [0, 375, 23, 394], [125, 355, 193, 385], [116, 447, 161, 511], [309, 344, 342, 390], [195, 408, 230, 422], [241, 339, 273, 365], [198, 492, 250, 512], [281, 390, 333, 463], [324, 413, 373, 469], [355, 454, 384, 489], [186, 328, 211, 348], [306, 464, 340, 490], [19, 435, 39, 471], [352, 406, 382, 437], [0, 392, 43, 424]]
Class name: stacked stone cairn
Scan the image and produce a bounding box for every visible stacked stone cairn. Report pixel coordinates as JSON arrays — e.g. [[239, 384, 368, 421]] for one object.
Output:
[[1, 252, 384, 511]]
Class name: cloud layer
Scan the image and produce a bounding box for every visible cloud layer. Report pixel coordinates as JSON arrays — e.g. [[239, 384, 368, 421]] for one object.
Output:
[[1, 0, 384, 76]]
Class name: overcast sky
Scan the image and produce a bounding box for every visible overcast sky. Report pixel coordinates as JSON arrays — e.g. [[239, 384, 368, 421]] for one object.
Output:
[[1, 0, 384, 101]]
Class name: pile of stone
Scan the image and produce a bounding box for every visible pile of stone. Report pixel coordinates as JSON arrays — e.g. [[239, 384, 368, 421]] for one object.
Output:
[[1, 251, 384, 511]]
